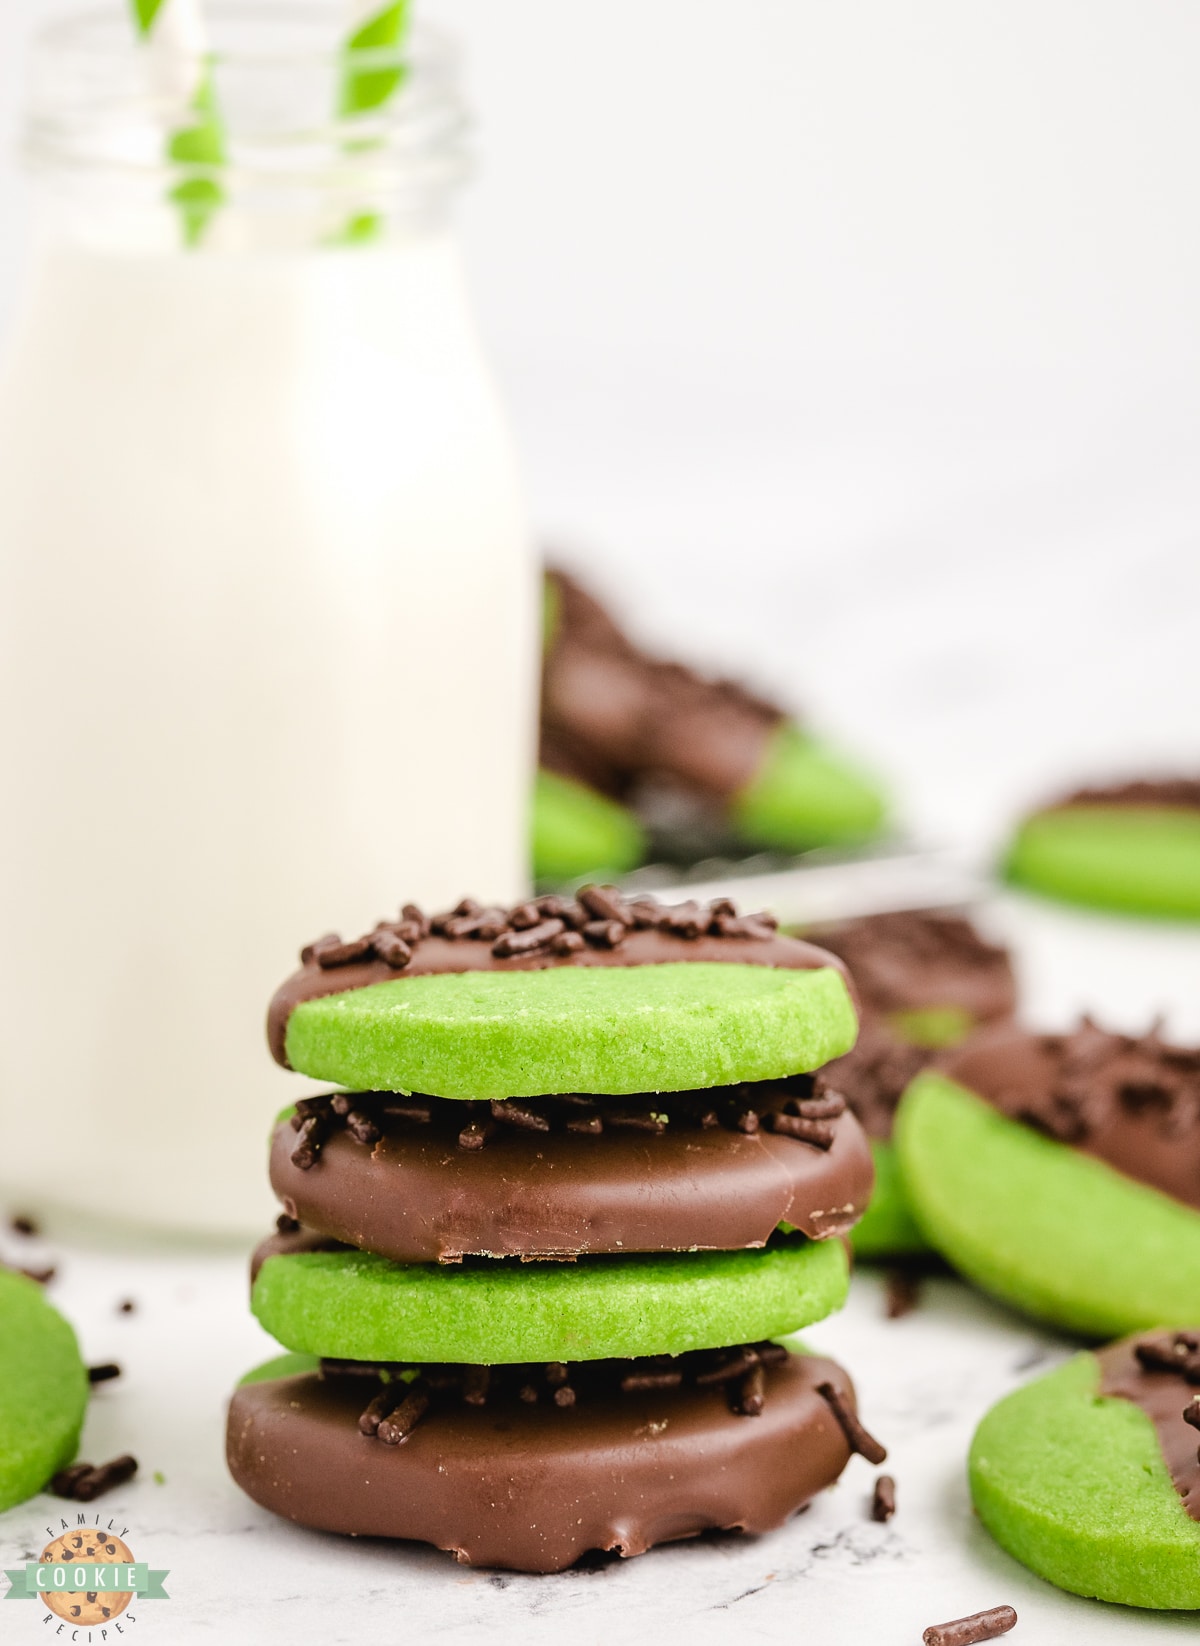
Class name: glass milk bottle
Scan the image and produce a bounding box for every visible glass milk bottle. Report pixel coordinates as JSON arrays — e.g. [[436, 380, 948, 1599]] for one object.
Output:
[[0, 9, 536, 1232]]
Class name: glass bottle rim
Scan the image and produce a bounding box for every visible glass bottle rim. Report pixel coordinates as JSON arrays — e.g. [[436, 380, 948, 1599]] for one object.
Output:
[[22, 3, 469, 233]]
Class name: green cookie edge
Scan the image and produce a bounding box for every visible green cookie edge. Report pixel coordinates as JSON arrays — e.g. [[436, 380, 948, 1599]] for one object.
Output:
[[1003, 806, 1200, 921], [284, 960, 858, 1100], [251, 1235, 848, 1364], [731, 723, 888, 853], [970, 1352, 1200, 1608], [895, 1070, 1200, 1337], [0, 1270, 89, 1512], [850, 1139, 930, 1259], [531, 768, 646, 885]]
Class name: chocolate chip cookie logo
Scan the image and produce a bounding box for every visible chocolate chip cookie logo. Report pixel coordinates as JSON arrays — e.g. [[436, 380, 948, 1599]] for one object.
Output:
[[4, 1521, 169, 1631]]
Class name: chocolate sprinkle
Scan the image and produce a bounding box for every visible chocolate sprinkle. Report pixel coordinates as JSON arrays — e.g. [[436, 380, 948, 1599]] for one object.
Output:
[[872, 1474, 896, 1522], [490, 1100, 551, 1133], [885, 1269, 922, 1320], [87, 1363, 121, 1384], [816, 1381, 888, 1464], [10, 1214, 38, 1237], [294, 888, 788, 978], [376, 1384, 430, 1445], [922, 1606, 1017, 1646], [16, 1265, 56, 1286], [336, 1342, 806, 1435], [282, 1073, 846, 1163], [51, 1455, 138, 1502], [1134, 1330, 1200, 1384]]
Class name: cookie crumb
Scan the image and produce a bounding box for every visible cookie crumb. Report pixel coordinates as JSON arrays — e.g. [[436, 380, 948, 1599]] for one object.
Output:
[[117, 1298, 136, 1315], [10, 1214, 38, 1237], [923, 1605, 1017, 1645], [871, 1474, 896, 1521]]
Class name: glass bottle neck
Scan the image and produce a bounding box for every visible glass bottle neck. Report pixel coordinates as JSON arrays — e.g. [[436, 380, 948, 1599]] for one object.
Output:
[[22, 5, 469, 254]]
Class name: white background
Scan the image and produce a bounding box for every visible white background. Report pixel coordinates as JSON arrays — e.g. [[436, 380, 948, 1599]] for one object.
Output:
[[2, 10, 1200, 1643], [1, 0, 1198, 852]]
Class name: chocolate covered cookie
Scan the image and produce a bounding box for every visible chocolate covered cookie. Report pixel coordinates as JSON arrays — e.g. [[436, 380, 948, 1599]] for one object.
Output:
[[538, 568, 887, 865], [230, 888, 883, 1570], [895, 1020, 1200, 1334], [269, 891, 858, 1098], [229, 1346, 862, 1573], [1004, 777, 1200, 919], [970, 1331, 1200, 1608], [269, 1078, 873, 1262], [809, 911, 1017, 1258]]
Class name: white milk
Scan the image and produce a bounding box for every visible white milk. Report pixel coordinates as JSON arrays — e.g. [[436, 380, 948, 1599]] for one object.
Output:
[[0, 238, 535, 1230]]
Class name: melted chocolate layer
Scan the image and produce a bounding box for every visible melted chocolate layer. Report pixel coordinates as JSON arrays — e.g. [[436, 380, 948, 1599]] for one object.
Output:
[[1051, 778, 1200, 813], [1097, 1334, 1200, 1520], [811, 911, 1017, 1140], [542, 568, 783, 802], [942, 1021, 1200, 1210], [268, 921, 848, 1069], [226, 1350, 855, 1571], [268, 1084, 874, 1262], [811, 910, 1016, 1021]]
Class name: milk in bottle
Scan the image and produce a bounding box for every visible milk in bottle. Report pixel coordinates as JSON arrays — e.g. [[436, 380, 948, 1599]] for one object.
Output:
[[0, 11, 536, 1230]]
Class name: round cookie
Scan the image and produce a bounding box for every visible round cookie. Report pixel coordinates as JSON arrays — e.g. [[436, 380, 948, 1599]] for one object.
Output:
[[282, 960, 856, 1101], [227, 1347, 857, 1572], [0, 1269, 89, 1511], [269, 1081, 874, 1262], [531, 768, 646, 885], [250, 1232, 849, 1364], [895, 1023, 1200, 1335], [730, 723, 888, 853], [809, 910, 1018, 1260], [970, 1336, 1200, 1608], [1004, 778, 1200, 920]]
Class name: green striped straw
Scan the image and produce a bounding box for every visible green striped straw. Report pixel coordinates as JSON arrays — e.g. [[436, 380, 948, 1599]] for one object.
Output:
[[335, 1, 413, 244], [129, 0, 226, 246]]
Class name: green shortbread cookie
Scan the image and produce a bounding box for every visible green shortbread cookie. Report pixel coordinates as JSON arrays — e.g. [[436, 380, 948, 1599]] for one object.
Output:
[[730, 723, 888, 854], [531, 768, 647, 885], [970, 1352, 1200, 1608], [0, 1270, 89, 1511], [850, 1139, 928, 1260], [1004, 805, 1200, 920], [252, 1234, 848, 1364], [284, 959, 857, 1100], [895, 1070, 1200, 1336]]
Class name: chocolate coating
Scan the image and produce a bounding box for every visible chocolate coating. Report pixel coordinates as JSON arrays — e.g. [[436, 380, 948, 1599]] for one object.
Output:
[[812, 911, 1017, 1140], [942, 1020, 1200, 1211], [1051, 778, 1200, 813], [811, 910, 1016, 1022], [1098, 1334, 1200, 1521], [542, 568, 783, 802], [226, 1350, 855, 1571], [268, 922, 849, 1070], [268, 1087, 874, 1262]]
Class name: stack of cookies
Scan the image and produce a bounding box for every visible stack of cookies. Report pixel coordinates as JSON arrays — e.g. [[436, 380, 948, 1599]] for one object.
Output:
[[227, 887, 884, 1572]]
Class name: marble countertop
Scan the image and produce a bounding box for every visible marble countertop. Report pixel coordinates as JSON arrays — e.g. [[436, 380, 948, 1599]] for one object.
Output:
[[4, 891, 1200, 1646]]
